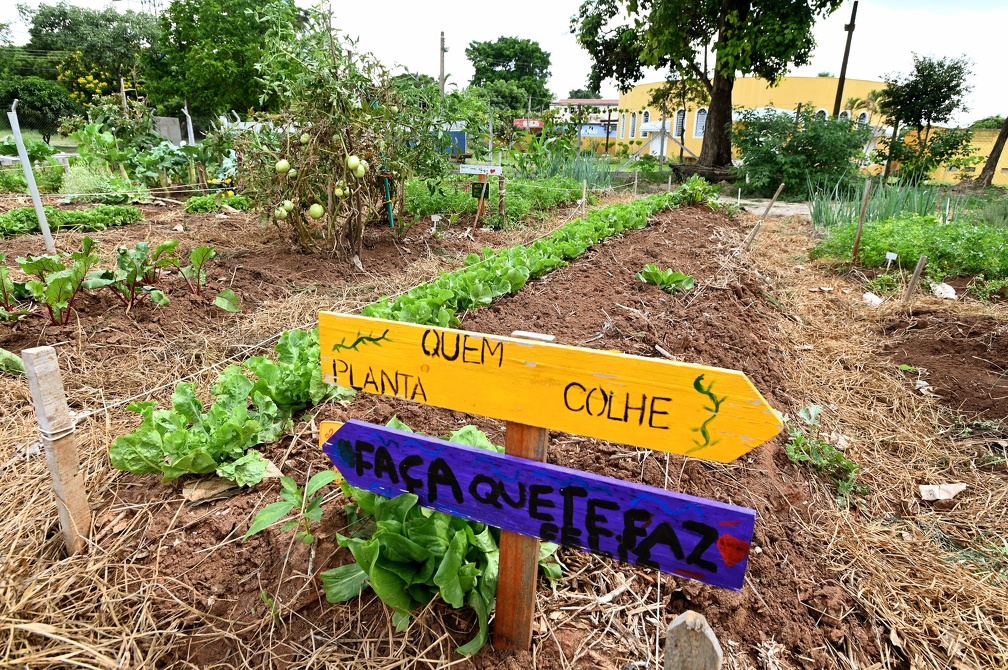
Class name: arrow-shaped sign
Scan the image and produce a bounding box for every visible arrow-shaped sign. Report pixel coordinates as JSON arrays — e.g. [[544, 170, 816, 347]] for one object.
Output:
[[319, 313, 782, 463], [322, 419, 756, 590]]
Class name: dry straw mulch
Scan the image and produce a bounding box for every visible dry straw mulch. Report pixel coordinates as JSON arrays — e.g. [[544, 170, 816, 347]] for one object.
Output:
[[749, 213, 1008, 670]]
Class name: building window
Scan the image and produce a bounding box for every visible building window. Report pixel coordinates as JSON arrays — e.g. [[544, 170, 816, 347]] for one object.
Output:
[[857, 112, 869, 128], [630, 112, 637, 138], [839, 110, 850, 120], [1002, 168, 1008, 175], [947, 166, 959, 172], [815, 109, 828, 121], [964, 166, 976, 173], [619, 114, 625, 139], [674, 109, 686, 137], [641, 111, 650, 138], [694, 108, 707, 137]]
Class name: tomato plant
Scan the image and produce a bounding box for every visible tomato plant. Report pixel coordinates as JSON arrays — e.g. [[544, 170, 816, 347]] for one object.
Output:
[[232, 5, 487, 261]]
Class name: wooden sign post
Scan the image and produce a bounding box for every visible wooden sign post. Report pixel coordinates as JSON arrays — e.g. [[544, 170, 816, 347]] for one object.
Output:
[[318, 312, 782, 650]]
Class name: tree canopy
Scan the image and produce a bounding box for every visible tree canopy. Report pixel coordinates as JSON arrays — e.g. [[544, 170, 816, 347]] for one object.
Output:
[[573, 0, 844, 167], [970, 115, 1004, 130], [0, 75, 81, 142], [466, 37, 553, 111], [18, 2, 158, 101], [877, 55, 975, 181], [145, 0, 299, 119], [567, 88, 600, 100]]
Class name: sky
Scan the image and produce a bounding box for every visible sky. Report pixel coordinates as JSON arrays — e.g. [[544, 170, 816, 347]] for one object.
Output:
[[2, 0, 1005, 125]]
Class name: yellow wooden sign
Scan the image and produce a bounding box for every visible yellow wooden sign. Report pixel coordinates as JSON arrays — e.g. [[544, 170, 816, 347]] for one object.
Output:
[[319, 313, 782, 463]]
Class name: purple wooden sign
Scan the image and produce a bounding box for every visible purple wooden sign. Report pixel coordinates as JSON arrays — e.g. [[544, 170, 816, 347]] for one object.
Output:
[[323, 420, 756, 591]]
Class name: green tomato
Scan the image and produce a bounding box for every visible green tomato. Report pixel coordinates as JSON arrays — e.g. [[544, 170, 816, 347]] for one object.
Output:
[[275, 207, 288, 220], [275, 159, 290, 174], [300, 133, 311, 145], [390, 105, 398, 114], [282, 199, 294, 212], [308, 203, 325, 220], [334, 187, 344, 198], [353, 164, 366, 179], [287, 168, 298, 178], [346, 154, 361, 171]]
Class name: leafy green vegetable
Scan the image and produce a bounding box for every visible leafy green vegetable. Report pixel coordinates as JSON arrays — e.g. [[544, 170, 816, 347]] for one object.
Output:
[[322, 418, 560, 655], [110, 329, 355, 482], [214, 288, 242, 312], [104, 241, 177, 310], [17, 237, 113, 324], [636, 264, 695, 293], [0, 205, 143, 239]]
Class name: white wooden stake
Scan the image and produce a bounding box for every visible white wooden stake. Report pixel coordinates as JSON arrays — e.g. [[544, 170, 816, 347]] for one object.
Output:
[[581, 179, 587, 218], [634, 171, 638, 196], [7, 101, 56, 254], [22, 347, 91, 555]]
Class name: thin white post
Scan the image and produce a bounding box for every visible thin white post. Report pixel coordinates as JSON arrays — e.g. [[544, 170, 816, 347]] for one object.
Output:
[[7, 101, 56, 254]]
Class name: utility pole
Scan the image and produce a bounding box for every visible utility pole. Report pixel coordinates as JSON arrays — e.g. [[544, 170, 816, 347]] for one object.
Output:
[[439, 32, 447, 98], [832, 1, 858, 118], [659, 100, 667, 172]]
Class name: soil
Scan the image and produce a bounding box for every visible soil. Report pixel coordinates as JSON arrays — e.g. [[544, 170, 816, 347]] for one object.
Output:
[[881, 308, 1008, 419], [90, 205, 879, 669]]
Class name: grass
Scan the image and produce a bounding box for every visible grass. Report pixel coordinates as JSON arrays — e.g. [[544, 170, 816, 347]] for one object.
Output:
[[0, 129, 77, 154]]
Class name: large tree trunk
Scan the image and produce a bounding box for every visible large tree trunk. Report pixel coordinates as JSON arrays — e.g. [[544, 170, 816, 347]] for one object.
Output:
[[698, 67, 735, 167], [978, 115, 1008, 189]]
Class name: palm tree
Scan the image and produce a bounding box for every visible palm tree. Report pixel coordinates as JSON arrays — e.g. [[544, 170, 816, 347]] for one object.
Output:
[[848, 89, 882, 128]]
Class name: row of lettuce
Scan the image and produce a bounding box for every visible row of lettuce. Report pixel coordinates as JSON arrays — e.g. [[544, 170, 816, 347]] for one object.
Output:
[[107, 177, 721, 654]]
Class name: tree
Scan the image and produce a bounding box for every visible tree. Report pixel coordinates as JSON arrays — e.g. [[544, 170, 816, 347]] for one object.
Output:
[[145, 0, 298, 119], [972, 115, 1005, 130], [573, 0, 844, 168], [978, 116, 1008, 189], [0, 76, 81, 142], [567, 88, 600, 99], [466, 37, 553, 111], [877, 54, 974, 180], [18, 3, 158, 103]]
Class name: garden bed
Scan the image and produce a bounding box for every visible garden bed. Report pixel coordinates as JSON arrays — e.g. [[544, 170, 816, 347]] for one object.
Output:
[[2, 198, 1007, 670]]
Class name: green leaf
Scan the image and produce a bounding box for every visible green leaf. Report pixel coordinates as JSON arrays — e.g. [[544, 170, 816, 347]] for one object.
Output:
[[244, 500, 297, 540], [434, 530, 468, 608], [216, 450, 269, 487], [214, 288, 242, 312], [321, 563, 369, 602], [147, 288, 170, 306], [305, 469, 340, 498], [0, 347, 24, 376], [385, 416, 414, 432], [448, 425, 502, 453]]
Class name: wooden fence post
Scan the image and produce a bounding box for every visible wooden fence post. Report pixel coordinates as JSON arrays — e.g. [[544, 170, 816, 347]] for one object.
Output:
[[664, 610, 723, 670], [581, 179, 587, 218], [22, 347, 91, 555], [633, 171, 639, 196], [493, 330, 555, 651]]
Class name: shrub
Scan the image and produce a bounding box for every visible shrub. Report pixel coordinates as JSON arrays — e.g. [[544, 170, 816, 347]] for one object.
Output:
[[733, 106, 872, 197]]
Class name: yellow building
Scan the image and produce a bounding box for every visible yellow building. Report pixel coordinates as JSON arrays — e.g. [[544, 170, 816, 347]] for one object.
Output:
[[612, 75, 884, 161], [932, 128, 1008, 187]]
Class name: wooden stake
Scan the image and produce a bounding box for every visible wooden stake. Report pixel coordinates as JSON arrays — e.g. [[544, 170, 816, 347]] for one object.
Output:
[[581, 179, 587, 218], [668, 175, 673, 192], [742, 182, 785, 250], [493, 330, 555, 651], [633, 171, 638, 196], [21, 347, 91, 555], [759, 183, 786, 222], [902, 255, 927, 304], [851, 178, 872, 262]]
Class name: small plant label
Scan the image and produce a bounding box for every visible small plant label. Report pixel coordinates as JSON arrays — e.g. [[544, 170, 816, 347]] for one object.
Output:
[[319, 313, 782, 463], [321, 419, 756, 591], [459, 164, 504, 175]]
